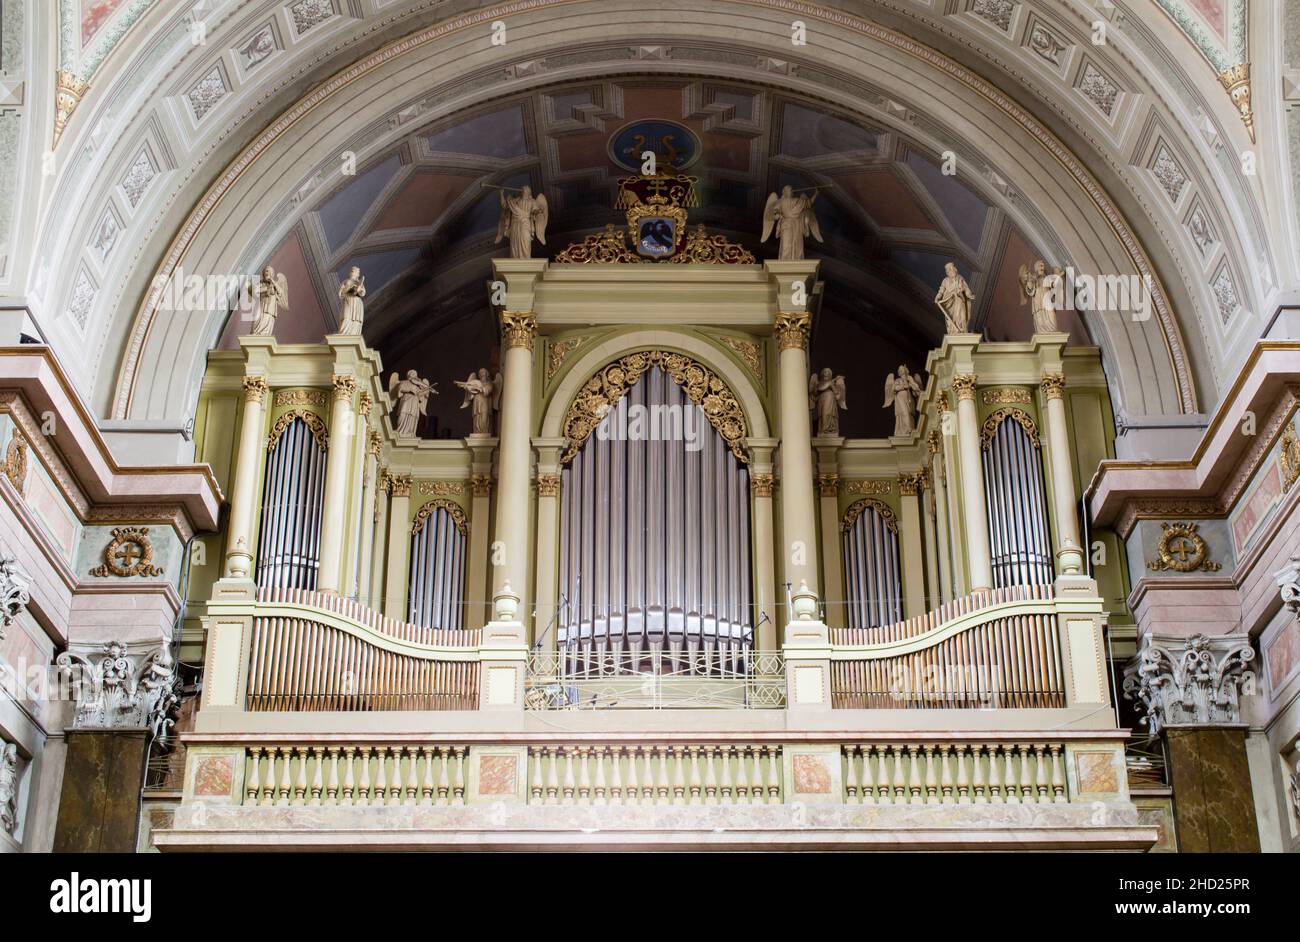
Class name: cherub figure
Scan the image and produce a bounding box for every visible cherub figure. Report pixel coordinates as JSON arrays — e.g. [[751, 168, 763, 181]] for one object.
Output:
[[388, 370, 437, 438], [761, 185, 823, 261], [455, 368, 503, 435], [808, 367, 847, 437], [1018, 259, 1064, 334], [248, 266, 289, 336], [495, 186, 549, 259], [883, 365, 922, 437], [337, 266, 366, 336]]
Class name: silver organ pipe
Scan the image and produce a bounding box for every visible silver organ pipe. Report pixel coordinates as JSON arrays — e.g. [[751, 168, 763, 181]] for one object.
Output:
[[256, 416, 327, 589], [982, 415, 1053, 587], [407, 504, 467, 630], [841, 501, 903, 630], [557, 365, 753, 664]]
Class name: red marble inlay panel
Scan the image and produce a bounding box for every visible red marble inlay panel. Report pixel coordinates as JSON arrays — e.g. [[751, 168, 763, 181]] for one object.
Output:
[[791, 754, 832, 794], [192, 755, 235, 797], [479, 754, 517, 796]]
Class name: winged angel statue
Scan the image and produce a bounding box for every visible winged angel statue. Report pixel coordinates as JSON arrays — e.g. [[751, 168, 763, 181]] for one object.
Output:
[[883, 365, 922, 437], [248, 266, 289, 336], [495, 186, 549, 259], [455, 368, 503, 436], [761, 186, 823, 261], [809, 368, 847, 437], [388, 370, 437, 438]]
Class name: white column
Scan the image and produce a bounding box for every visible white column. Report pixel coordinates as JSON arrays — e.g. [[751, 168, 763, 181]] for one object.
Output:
[[492, 312, 537, 615], [223, 375, 267, 578], [355, 426, 379, 601], [383, 475, 411, 618], [897, 472, 926, 617], [953, 374, 994, 592], [533, 473, 560, 651], [817, 471, 844, 629], [1040, 373, 1084, 574], [775, 312, 819, 606], [316, 375, 357, 593], [747, 440, 778, 651]]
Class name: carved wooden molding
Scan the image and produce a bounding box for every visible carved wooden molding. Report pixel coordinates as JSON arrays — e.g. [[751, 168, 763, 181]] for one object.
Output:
[[841, 497, 898, 534], [980, 407, 1040, 449], [411, 498, 468, 536], [267, 409, 329, 452]]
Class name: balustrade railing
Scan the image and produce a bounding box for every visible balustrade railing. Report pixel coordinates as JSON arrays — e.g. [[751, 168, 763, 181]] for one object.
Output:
[[525, 649, 784, 709], [242, 745, 468, 806], [842, 742, 1068, 804], [527, 744, 782, 804]]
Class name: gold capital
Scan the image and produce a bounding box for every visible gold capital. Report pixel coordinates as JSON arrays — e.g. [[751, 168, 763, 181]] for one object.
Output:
[[750, 473, 774, 498], [390, 474, 412, 498], [773, 312, 811, 351], [536, 474, 560, 498], [1040, 373, 1066, 400], [332, 375, 358, 403], [471, 474, 492, 498], [952, 374, 978, 402], [817, 472, 839, 497], [242, 376, 268, 404], [501, 311, 538, 351]]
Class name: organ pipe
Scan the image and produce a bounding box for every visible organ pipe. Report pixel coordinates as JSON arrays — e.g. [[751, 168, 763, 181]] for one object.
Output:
[[408, 504, 468, 630], [256, 416, 327, 589], [982, 417, 1053, 588], [841, 501, 903, 630]]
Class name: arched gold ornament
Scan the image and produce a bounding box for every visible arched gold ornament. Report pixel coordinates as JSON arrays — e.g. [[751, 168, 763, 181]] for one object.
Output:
[[267, 409, 329, 452], [841, 498, 898, 534], [980, 407, 1041, 449], [411, 499, 468, 537]]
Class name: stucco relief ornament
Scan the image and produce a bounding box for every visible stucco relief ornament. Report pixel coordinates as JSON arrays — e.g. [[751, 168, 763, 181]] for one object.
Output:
[[0, 552, 32, 643], [1019, 260, 1063, 333], [1123, 633, 1255, 736], [494, 185, 549, 259], [761, 186, 823, 261], [455, 369, 502, 435], [247, 266, 289, 336], [1276, 553, 1300, 620], [388, 371, 437, 438], [883, 365, 922, 437], [0, 740, 17, 836], [337, 266, 366, 336], [88, 527, 164, 578], [935, 262, 975, 334], [1146, 521, 1222, 573], [1279, 424, 1300, 491], [808, 368, 847, 436], [56, 642, 181, 743]]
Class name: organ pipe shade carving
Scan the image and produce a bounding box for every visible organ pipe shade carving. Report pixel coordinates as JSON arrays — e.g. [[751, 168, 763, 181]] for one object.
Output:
[[982, 414, 1054, 587], [980, 407, 1040, 449], [561, 350, 748, 464], [256, 416, 327, 589], [841, 499, 903, 630], [559, 365, 752, 658], [268, 409, 329, 452], [408, 502, 468, 630]]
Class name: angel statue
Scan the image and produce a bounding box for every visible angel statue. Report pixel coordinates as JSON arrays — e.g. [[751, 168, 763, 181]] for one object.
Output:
[[494, 185, 549, 259], [883, 365, 922, 437], [1019, 259, 1064, 334], [247, 266, 288, 336], [808, 368, 847, 437], [337, 266, 366, 336], [761, 185, 823, 261], [388, 370, 437, 438], [455, 368, 503, 436], [935, 262, 975, 334]]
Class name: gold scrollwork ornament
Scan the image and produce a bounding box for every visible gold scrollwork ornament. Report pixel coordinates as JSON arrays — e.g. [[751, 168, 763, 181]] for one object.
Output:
[[89, 527, 164, 578], [1280, 424, 1300, 491], [1146, 521, 1222, 574]]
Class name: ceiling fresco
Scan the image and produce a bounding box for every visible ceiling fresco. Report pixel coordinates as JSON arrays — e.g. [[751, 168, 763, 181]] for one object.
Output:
[[223, 76, 1080, 438]]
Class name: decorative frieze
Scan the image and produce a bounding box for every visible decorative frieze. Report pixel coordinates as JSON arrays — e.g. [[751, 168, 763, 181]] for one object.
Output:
[[773, 312, 811, 352], [273, 388, 325, 408], [501, 311, 538, 351], [1145, 521, 1222, 573], [0, 551, 31, 643], [1123, 633, 1255, 735], [418, 480, 464, 496], [88, 527, 164, 578], [56, 642, 180, 744], [841, 479, 891, 496], [982, 387, 1031, 405]]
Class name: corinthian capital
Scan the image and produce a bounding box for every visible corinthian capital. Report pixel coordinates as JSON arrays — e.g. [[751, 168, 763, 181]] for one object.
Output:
[[773, 312, 812, 352], [242, 375, 268, 404], [1277, 553, 1300, 619], [0, 551, 31, 643], [501, 311, 538, 351], [56, 641, 180, 744], [1123, 632, 1255, 735], [951, 374, 978, 402]]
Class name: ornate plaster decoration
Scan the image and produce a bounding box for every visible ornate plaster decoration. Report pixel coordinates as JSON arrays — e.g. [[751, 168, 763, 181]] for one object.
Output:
[[842, 479, 891, 495], [88, 526, 164, 578], [1210, 264, 1241, 325], [1150, 145, 1188, 204], [561, 350, 749, 464], [274, 388, 326, 408], [500, 311, 537, 351], [267, 409, 328, 452], [1187, 205, 1217, 253], [1290, 755, 1300, 824], [53, 70, 89, 147], [67, 268, 96, 330], [536, 474, 560, 498], [1146, 521, 1222, 573], [56, 641, 180, 744], [418, 480, 463, 496], [411, 498, 467, 537], [750, 473, 774, 498], [186, 67, 228, 122], [1280, 425, 1300, 492], [547, 337, 586, 381], [237, 23, 279, 68], [0, 551, 32, 643], [1277, 554, 1300, 620], [1078, 62, 1120, 117], [1026, 21, 1066, 65], [290, 0, 336, 36], [842, 497, 898, 534], [926, 431, 940, 455], [980, 407, 1040, 449], [773, 312, 811, 352], [120, 148, 157, 208], [2, 432, 27, 494], [1123, 632, 1255, 735], [1217, 64, 1254, 142], [982, 387, 1031, 405], [0, 740, 17, 836], [368, 431, 382, 456], [719, 335, 764, 380], [971, 0, 1015, 32]]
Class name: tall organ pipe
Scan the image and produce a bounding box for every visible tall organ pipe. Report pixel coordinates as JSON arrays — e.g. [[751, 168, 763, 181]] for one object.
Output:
[[256, 417, 327, 590]]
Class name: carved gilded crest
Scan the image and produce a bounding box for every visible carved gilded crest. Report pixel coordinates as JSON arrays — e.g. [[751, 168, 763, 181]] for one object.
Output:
[[1146, 521, 1222, 574], [89, 527, 164, 578]]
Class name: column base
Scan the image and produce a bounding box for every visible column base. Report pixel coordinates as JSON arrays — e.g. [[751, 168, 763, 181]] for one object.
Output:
[[1164, 725, 1261, 852]]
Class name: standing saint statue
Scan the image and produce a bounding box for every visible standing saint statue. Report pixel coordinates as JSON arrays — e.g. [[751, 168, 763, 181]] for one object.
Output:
[[494, 185, 549, 259], [455, 368, 503, 436], [388, 370, 437, 438], [808, 367, 847, 437], [883, 365, 922, 437], [337, 266, 366, 336], [1019, 259, 1064, 334], [761, 185, 823, 261], [247, 266, 289, 336], [935, 262, 975, 334]]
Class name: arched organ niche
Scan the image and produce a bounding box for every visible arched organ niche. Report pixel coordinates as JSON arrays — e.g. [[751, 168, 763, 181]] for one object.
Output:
[[408, 500, 468, 630], [841, 499, 903, 630], [256, 413, 328, 589], [981, 409, 1053, 587], [558, 364, 752, 660]]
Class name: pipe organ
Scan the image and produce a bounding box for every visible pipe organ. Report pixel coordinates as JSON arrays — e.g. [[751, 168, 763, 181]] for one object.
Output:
[[841, 499, 903, 630], [256, 414, 328, 590], [408, 501, 468, 630], [558, 366, 752, 660], [981, 411, 1053, 588]]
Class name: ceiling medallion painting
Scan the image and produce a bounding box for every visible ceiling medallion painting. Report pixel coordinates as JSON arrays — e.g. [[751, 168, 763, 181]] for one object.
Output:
[[555, 173, 755, 265], [607, 119, 702, 173]]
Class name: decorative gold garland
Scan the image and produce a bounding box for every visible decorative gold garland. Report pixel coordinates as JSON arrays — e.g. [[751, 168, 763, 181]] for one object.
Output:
[[980, 407, 1040, 449], [1146, 521, 1221, 573], [561, 350, 749, 465], [1280, 424, 1300, 492], [411, 498, 468, 537], [267, 409, 329, 452], [2, 433, 27, 495], [88, 527, 164, 578], [841, 497, 898, 534]]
